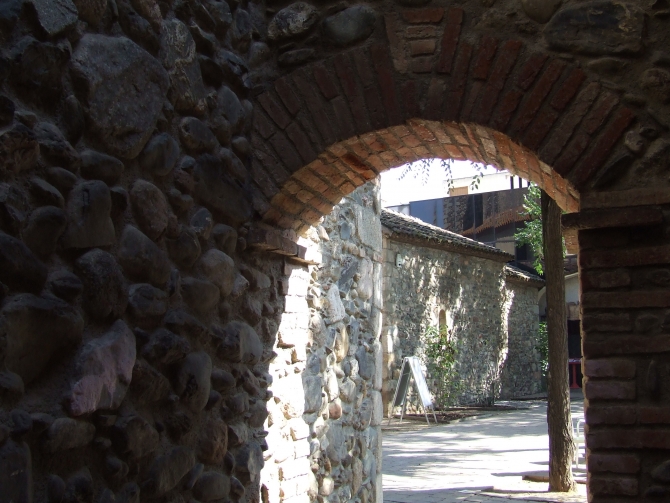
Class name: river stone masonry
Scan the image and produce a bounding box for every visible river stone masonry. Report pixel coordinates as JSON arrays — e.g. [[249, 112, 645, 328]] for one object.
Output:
[[263, 180, 384, 503], [2, 0, 670, 501], [380, 210, 544, 412], [1, 0, 286, 500]]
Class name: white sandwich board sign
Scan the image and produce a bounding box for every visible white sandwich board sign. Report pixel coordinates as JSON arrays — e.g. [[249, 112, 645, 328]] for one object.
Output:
[[388, 356, 438, 424]]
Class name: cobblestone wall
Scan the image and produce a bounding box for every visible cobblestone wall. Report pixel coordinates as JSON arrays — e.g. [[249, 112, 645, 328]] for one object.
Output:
[[381, 234, 542, 413], [499, 280, 543, 399], [1, 0, 670, 500], [263, 180, 384, 503]]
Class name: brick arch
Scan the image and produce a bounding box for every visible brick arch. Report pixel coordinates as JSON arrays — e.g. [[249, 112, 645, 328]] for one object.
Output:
[[260, 119, 577, 233], [250, 15, 636, 232], [245, 5, 670, 503]]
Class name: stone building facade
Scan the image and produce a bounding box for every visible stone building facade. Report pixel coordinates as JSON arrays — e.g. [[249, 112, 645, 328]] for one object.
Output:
[[1, 0, 670, 501], [380, 210, 543, 414]]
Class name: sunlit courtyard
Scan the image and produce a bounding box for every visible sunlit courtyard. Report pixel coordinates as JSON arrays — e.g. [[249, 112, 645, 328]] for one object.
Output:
[[383, 394, 586, 503]]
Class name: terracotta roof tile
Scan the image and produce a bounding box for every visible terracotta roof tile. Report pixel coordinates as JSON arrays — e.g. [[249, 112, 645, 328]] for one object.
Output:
[[504, 264, 545, 287], [381, 209, 513, 259]]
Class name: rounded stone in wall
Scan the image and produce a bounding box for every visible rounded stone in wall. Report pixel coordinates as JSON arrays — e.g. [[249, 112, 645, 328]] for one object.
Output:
[[131, 0, 162, 29], [231, 8, 252, 52], [44, 418, 95, 452], [211, 321, 262, 365], [198, 417, 228, 464], [26, 0, 78, 37], [45, 168, 77, 196], [80, 150, 124, 185], [141, 328, 191, 365], [61, 181, 116, 250], [139, 133, 180, 177], [216, 86, 245, 137], [130, 180, 170, 241], [234, 442, 263, 485], [322, 5, 376, 47], [10, 38, 70, 109], [193, 471, 231, 501], [267, 2, 319, 41], [174, 351, 212, 412], [640, 68, 670, 103], [543, 1, 645, 55], [0, 231, 47, 293], [179, 117, 218, 153], [199, 249, 235, 297], [128, 283, 168, 325], [167, 226, 201, 268], [70, 34, 170, 159], [61, 94, 85, 143], [192, 154, 252, 227], [0, 124, 39, 175], [160, 19, 207, 113], [75, 249, 128, 320], [67, 320, 136, 416], [118, 225, 172, 286], [181, 277, 220, 313], [520, 0, 562, 24], [143, 447, 196, 497], [2, 294, 84, 384], [48, 270, 83, 302], [72, 0, 107, 25], [212, 2, 234, 39], [129, 359, 171, 403], [33, 122, 80, 171], [22, 206, 67, 258]]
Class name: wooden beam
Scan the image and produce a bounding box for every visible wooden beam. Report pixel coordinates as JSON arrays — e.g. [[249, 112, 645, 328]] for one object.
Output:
[[562, 207, 663, 231], [581, 188, 670, 210]]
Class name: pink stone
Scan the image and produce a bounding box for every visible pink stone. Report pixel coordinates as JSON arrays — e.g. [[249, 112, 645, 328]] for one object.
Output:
[[68, 320, 136, 416]]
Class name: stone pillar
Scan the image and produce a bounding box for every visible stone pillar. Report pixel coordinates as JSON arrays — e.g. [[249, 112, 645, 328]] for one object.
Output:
[[568, 202, 670, 501], [264, 180, 385, 503]]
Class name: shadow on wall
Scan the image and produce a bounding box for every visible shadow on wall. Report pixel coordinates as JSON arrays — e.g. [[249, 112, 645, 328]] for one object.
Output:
[[380, 222, 543, 413]]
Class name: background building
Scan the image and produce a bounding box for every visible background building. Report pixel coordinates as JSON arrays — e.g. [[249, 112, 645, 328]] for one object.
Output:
[[385, 170, 536, 270]]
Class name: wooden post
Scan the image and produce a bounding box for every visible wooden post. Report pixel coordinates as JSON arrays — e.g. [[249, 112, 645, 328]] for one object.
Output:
[[542, 190, 576, 492]]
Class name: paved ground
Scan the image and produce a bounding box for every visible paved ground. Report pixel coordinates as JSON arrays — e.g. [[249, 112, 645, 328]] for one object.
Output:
[[382, 394, 586, 503]]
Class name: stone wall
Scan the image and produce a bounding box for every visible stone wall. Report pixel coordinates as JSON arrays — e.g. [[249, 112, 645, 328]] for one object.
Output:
[[381, 228, 543, 413], [262, 180, 384, 503], [0, 1, 286, 502], [499, 278, 543, 399], [261, 180, 545, 503], [2, 0, 670, 500]]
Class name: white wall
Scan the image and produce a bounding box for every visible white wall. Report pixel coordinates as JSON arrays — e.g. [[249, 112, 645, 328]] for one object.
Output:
[[538, 273, 580, 317], [446, 172, 530, 194]]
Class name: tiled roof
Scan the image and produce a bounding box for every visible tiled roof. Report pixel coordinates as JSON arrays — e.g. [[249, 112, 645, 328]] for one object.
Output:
[[504, 264, 545, 287], [381, 209, 513, 260]]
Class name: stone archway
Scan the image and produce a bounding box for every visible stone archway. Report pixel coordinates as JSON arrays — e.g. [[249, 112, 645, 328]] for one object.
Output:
[[249, 17, 639, 234], [248, 4, 670, 501], [259, 119, 580, 234], [1, 0, 669, 502]]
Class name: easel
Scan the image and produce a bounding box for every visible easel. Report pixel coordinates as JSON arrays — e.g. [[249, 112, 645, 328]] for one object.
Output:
[[387, 356, 438, 425]]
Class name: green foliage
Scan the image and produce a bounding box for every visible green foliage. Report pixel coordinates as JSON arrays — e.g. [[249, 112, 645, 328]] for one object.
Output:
[[421, 324, 461, 409], [514, 183, 545, 275], [515, 183, 567, 275], [536, 321, 549, 379]]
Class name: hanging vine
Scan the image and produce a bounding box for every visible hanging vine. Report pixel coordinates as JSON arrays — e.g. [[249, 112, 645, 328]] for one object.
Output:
[[397, 158, 488, 193]]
